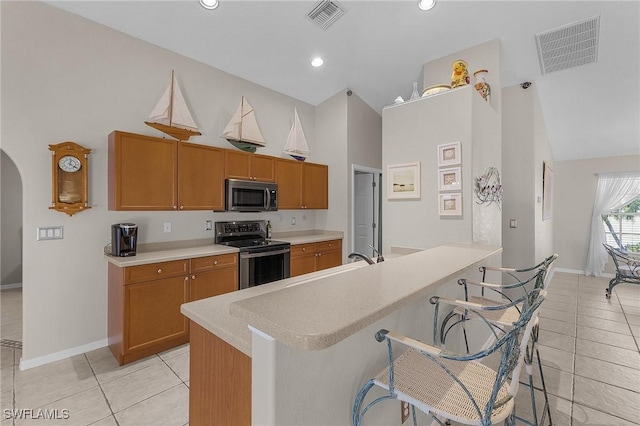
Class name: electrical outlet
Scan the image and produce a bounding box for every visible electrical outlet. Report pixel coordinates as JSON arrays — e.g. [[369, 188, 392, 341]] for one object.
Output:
[[163, 222, 171, 233], [205, 220, 213, 231], [401, 401, 410, 424], [291, 216, 296, 226], [509, 219, 518, 228]]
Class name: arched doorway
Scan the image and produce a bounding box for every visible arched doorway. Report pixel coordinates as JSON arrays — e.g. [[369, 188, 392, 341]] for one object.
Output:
[[1, 149, 23, 349]]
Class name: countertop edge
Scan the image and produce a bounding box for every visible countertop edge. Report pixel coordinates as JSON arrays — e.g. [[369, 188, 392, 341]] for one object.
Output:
[[229, 244, 502, 352]]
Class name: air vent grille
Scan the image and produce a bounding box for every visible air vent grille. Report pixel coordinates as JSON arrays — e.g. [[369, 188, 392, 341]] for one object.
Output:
[[307, 0, 345, 30], [536, 15, 600, 74]]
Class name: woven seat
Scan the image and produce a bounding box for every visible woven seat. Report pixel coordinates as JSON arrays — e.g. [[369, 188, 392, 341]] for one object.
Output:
[[452, 296, 522, 326], [353, 290, 546, 426], [374, 348, 514, 425]]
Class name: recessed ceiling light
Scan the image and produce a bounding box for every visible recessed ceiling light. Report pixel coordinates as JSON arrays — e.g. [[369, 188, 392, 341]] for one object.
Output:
[[311, 57, 324, 67], [200, 0, 219, 10], [417, 0, 436, 11]]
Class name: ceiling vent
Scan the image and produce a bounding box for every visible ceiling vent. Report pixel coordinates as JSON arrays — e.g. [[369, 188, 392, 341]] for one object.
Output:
[[535, 15, 600, 75], [307, 0, 345, 31]]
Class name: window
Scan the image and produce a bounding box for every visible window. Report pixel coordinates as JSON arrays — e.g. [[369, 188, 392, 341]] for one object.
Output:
[[603, 197, 640, 252]]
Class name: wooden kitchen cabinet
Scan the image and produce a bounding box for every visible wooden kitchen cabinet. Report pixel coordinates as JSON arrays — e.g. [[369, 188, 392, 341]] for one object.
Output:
[[225, 150, 275, 182], [109, 131, 226, 211], [109, 259, 190, 365], [178, 142, 225, 211], [108, 130, 178, 210], [190, 253, 238, 301], [108, 253, 239, 365], [290, 239, 342, 277], [275, 159, 328, 209]]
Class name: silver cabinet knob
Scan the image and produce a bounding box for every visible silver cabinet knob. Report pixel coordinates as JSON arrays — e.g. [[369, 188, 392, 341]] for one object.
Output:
[[214, 260, 218, 265], [157, 269, 162, 274], [191, 275, 196, 280]]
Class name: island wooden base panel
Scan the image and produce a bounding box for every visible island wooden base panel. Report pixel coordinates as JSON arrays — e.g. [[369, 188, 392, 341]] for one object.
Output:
[[189, 321, 251, 426]]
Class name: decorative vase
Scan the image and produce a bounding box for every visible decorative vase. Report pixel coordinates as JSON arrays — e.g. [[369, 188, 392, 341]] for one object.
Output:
[[410, 82, 420, 101], [450, 59, 470, 89], [473, 69, 491, 102]]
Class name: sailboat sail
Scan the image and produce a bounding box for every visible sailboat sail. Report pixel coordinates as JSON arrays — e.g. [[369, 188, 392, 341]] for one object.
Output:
[[221, 96, 266, 149], [145, 71, 201, 140], [283, 108, 310, 161]]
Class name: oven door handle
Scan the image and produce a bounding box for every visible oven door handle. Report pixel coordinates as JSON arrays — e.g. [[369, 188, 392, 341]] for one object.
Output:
[[240, 248, 290, 259]]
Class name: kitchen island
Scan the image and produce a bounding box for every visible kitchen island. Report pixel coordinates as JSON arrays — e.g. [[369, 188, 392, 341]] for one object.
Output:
[[181, 243, 501, 425]]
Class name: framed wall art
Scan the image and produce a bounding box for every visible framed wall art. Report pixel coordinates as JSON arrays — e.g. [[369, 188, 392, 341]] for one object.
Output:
[[437, 142, 461, 167], [439, 193, 462, 216], [438, 167, 461, 191], [542, 162, 554, 220], [387, 162, 421, 200]]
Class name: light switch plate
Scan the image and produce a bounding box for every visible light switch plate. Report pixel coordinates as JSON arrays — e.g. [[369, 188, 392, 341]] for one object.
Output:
[[163, 222, 172, 233], [37, 226, 63, 240]]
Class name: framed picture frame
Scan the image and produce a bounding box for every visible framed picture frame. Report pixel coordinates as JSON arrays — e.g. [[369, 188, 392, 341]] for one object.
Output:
[[438, 167, 461, 191], [439, 193, 462, 216], [437, 142, 461, 167], [387, 162, 421, 200], [542, 162, 554, 220]]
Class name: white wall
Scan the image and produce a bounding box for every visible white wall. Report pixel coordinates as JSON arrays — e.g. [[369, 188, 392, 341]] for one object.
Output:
[[1, 151, 23, 287], [501, 84, 555, 269], [382, 88, 474, 251], [554, 154, 640, 273], [1, 1, 333, 365], [315, 90, 382, 261]]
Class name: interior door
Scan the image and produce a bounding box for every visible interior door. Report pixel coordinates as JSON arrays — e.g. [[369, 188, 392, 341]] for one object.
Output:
[[354, 172, 375, 257]]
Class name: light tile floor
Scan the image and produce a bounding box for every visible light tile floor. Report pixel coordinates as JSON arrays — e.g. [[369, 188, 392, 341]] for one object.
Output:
[[1, 273, 639, 425]]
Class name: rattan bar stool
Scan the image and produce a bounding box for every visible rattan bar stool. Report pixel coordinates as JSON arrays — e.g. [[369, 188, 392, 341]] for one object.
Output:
[[352, 290, 547, 426]]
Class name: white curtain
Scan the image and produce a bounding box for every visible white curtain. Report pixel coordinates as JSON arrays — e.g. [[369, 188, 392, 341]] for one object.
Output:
[[585, 172, 640, 276]]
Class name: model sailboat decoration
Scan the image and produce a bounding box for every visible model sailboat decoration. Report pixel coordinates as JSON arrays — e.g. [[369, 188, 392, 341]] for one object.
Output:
[[145, 71, 201, 141], [221, 96, 266, 153], [283, 108, 310, 161]]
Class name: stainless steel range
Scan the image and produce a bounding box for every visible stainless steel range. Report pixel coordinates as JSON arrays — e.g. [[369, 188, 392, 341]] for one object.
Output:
[[215, 220, 290, 290]]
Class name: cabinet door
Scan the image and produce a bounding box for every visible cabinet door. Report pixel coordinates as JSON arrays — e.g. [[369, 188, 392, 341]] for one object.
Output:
[[251, 155, 275, 182], [191, 267, 238, 301], [225, 150, 252, 180], [290, 253, 317, 277], [275, 158, 303, 209], [315, 240, 342, 271], [178, 143, 225, 211], [108, 131, 177, 210], [302, 163, 328, 209], [291, 243, 317, 276], [125, 275, 189, 354]]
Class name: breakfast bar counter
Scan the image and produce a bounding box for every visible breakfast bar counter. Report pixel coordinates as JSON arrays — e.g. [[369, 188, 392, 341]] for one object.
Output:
[[181, 243, 501, 426]]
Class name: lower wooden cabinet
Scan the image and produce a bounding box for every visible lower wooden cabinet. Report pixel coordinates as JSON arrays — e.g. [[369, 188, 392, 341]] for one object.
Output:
[[190, 253, 238, 301], [290, 239, 342, 277], [108, 253, 238, 365]]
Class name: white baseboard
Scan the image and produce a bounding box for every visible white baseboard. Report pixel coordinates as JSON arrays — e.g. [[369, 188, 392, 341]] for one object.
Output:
[[555, 268, 615, 279], [19, 338, 108, 371], [1, 283, 22, 290], [555, 268, 585, 275]]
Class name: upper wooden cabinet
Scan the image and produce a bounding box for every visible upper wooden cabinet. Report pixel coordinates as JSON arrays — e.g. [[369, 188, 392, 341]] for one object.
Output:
[[109, 131, 225, 211], [225, 150, 275, 182], [275, 159, 328, 209], [178, 142, 225, 211], [109, 131, 178, 210]]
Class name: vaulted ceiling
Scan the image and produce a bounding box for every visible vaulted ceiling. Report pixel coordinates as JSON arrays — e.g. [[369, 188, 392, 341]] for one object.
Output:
[[47, 0, 640, 162]]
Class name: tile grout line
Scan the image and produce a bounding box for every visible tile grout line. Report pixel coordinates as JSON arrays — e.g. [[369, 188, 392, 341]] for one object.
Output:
[[83, 353, 121, 426]]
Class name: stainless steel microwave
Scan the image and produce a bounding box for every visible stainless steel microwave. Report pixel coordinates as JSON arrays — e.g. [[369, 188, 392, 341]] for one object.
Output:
[[225, 179, 278, 212]]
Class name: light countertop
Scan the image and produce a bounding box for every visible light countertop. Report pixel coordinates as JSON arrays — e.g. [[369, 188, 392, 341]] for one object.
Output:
[[181, 243, 500, 356], [104, 230, 343, 267]]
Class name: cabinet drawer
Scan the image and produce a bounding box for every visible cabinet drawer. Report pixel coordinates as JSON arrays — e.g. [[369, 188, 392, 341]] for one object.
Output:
[[317, 239, 341, 253], [291, 243, 317, 257], [124, 260, 189, 284], [191, 253, 238, 273]]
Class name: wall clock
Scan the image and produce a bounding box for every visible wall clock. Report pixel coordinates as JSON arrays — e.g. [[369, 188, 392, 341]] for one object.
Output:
[[49, 141, 91, 216]]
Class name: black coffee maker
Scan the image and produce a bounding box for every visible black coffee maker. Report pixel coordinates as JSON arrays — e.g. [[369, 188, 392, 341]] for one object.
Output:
[[111, 223, 138, 257]]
